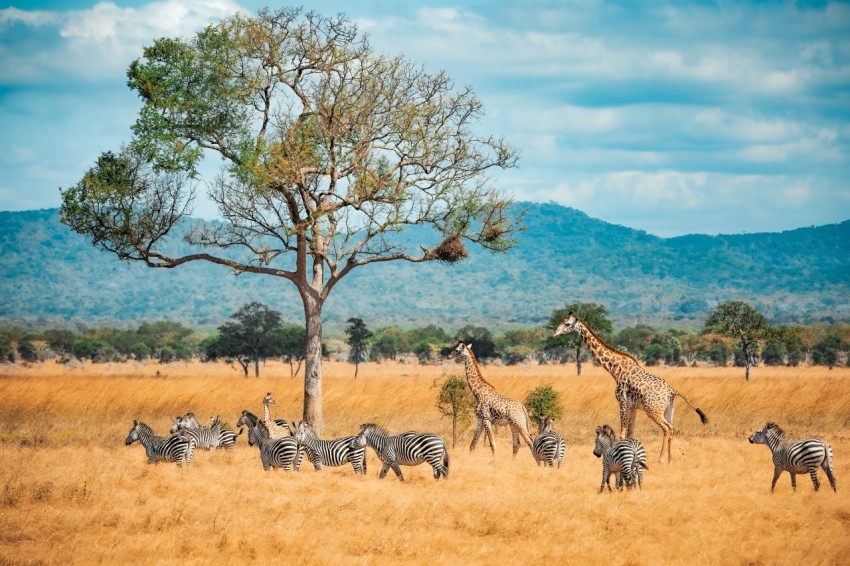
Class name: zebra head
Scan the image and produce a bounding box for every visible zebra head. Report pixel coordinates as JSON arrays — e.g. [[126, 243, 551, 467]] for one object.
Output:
[[749, 422, 784, 446], [538, 416, 554, 435], [237, 410, 258, 429], [293, 421, 316, 444], [125, 420, 140, 445], [553, 312, 580, 338], [593, 424, 617, 458], [169, 417, 181, 434], [247, 421, 270, 447], [446, 341, 471, 360]]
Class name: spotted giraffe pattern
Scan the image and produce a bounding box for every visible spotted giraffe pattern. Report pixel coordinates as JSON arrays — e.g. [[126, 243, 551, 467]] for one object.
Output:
[[554, 313, 708, 463], [262, 392, 292, 439], [448, 342, 534, 458]]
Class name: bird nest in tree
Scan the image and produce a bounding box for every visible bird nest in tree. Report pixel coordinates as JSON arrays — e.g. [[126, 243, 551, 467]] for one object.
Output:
[[425, 234, 468, 263], [480, 223, 508, 243]]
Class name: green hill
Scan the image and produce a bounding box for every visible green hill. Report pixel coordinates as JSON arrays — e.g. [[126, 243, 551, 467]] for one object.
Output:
[[1, 203, 847, 332]]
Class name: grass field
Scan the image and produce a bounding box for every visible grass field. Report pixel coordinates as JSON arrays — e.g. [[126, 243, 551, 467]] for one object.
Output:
[[1, 359, 848, 565]]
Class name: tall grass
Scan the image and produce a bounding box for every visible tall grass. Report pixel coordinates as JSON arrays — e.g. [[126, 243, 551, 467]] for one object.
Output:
[[1, 360, 848, 564]]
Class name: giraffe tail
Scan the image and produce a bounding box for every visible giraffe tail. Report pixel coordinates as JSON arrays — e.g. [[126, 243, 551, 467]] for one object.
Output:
[[676, 391, 709, 425]]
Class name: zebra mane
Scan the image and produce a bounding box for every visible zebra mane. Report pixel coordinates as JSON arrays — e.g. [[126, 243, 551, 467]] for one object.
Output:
[[765, 421, 786, 438], [360, 422, 387, 435], [135, 421, 156, 436], [596, 424, 617, 443]]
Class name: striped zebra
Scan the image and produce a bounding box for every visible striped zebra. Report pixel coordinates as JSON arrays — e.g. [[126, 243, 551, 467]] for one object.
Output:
[[173, 412, 242, 450], [354, 423, 449, 482], [246, 420, 304, 472], [593, 424, 648, 492], [292, 422, 367, 475], [169, 414, 221, 451], [125, 420, 195, 467], [748, 422, 836, 493], [532, 417, 566, 468]]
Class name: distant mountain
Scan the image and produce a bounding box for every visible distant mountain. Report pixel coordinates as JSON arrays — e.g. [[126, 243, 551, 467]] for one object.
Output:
[[1, 203, 847, 333]]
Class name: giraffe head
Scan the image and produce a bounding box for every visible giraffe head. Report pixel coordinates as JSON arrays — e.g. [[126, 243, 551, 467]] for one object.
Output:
[[446, 341, 472, 360], [553, 312, 580, 338], [263, 392, 276, 405]]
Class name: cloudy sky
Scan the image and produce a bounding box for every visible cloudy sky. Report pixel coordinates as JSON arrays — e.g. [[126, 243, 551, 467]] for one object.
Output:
[[1, 0, 848, 237]]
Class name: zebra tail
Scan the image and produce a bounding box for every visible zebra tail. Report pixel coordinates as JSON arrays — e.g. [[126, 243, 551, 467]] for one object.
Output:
[[443, 449, 450, 479], [676, 392, 709, 424]]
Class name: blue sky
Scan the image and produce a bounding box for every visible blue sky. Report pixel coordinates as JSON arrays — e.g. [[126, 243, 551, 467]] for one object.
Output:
[[1, 0, 848, 237]]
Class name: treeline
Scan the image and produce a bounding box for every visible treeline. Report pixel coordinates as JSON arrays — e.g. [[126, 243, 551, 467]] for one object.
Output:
[[2, 301, 848, 372]]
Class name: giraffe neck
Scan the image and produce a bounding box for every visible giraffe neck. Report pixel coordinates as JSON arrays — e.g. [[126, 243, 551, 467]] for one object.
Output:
[[463, 350, 497, 400], [263, 400, 272, 427], [576, 322, 633, 382]]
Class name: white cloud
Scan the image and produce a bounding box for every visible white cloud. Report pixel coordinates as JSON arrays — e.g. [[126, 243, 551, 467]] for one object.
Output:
[[1, 1, 241, 84]]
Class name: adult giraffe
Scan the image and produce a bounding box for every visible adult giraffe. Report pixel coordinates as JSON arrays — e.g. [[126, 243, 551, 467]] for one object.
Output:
[[448, 341, 534, 458], [554, 313, 708, 463]]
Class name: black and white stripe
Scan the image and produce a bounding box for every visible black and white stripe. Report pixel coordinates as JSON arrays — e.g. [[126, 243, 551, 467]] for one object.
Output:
[[125, 420, 195, 467], [174, 413, 242, 450], [532, 417, 566, 468], [293, 422, 367, 475], [593, 424, 648, 492], [354, 423, 449, 482], [247, 420, 303, 472], [170, 413, 221, 451], [749, 422, 836, 493]]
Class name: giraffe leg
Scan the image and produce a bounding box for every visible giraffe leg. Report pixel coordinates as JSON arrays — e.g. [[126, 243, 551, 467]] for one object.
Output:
[[482, 419, 496, 457], [511, 429, 520, 456], [625, 408, 637, 439], [618, 400, 631, 440], [470, 417, 484, 453], [645, 408, 673, 463]]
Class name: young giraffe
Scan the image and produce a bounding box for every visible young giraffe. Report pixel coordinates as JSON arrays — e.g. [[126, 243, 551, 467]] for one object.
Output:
[[262, 392, 292, 439], [448, 341, 534, 458], [554, 313, 708, 464]]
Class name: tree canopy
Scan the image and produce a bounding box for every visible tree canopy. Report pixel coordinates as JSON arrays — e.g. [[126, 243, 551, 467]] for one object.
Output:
[[703, 300, 767, 380], [59, 7, 520, 433]]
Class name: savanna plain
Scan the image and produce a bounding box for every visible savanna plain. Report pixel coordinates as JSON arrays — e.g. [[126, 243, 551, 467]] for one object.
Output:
[[0, 360, 848, 565]]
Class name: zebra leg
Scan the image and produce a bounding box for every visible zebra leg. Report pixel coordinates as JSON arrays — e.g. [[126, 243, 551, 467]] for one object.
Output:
[[770, 468, 783, 492], [379, 463, 390, 479], [790, 472, 797, 491], [390, 462, 404, 482], [809, 470, 820, 491], [601, 464, 611, 493], [823, 462, 837, 492]]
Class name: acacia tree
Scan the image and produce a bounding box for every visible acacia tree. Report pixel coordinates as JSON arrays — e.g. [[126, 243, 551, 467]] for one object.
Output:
[[59, 8, 519, 434], [703, 300, 767, 380], [214, 302, 283, 377], [345, 317, 372, 378]]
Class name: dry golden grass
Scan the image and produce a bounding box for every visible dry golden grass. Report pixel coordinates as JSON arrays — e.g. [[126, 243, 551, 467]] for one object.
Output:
[[1, 360, 849, 565]]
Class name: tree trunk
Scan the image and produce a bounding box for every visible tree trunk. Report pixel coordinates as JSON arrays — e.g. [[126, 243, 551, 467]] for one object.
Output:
[[302, 295, 324, 435], [451, 411, 458, 448], [254, 353, 260, 378], [354, 362, 359, 379], [238, 357, 249, 377], [575, 344, 583, 376]]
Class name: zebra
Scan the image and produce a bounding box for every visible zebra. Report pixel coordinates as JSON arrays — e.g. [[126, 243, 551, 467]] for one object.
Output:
[[125, 420, 195, 467], [532, 416, 566, 468], [173, 412, 242, 450], [169, 413, 221, 451], [354, 423, 449, 482], [292, 422, 367, 475], [246, 420, 304, 472], [593, 424, 648, 492], [748, 422, 836, 493]]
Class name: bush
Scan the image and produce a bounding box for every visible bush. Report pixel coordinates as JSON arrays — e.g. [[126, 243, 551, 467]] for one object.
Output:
[[524, 385, 562, 422]]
